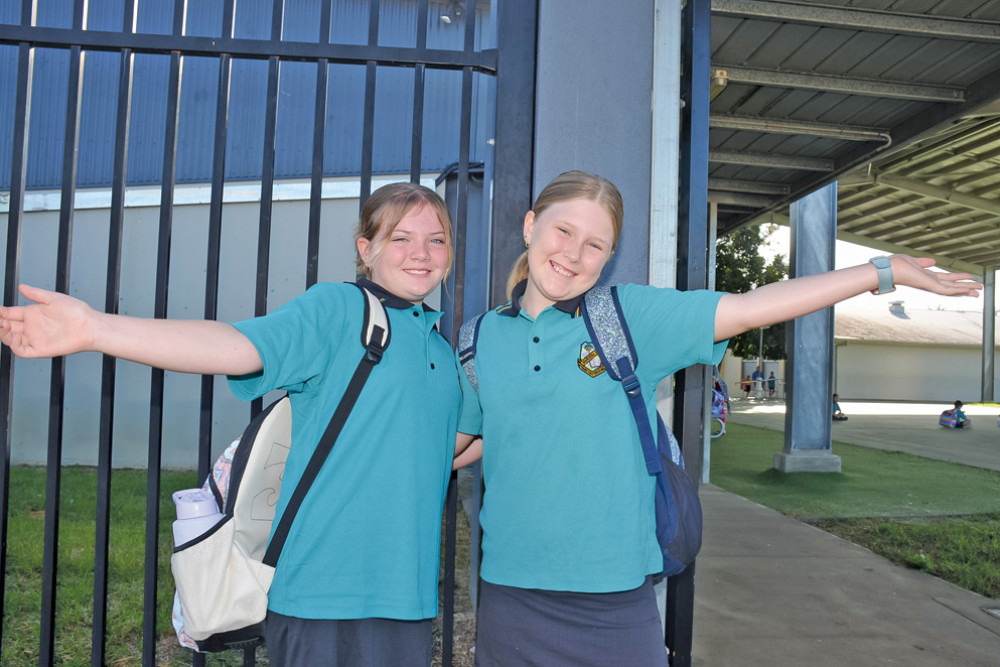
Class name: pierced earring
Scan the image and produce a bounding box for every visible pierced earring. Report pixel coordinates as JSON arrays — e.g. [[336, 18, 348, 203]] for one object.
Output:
[[524, 238, 530, 249]]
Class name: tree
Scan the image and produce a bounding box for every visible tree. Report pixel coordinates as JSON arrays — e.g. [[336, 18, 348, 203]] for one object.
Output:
[[715, 224, 788, 360]]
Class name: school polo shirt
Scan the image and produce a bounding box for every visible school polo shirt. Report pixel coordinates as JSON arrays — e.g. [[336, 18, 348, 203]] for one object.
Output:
[[228, 279, 461, 620], [458, 282, 726, 593]]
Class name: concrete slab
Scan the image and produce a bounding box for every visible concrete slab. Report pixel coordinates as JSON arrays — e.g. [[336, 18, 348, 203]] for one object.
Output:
[[727, 399, 1000, 472], [693, 485, 1000, 666]]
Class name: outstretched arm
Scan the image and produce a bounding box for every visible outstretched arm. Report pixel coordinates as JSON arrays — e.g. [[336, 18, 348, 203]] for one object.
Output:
[[0, 284, 262, 375], [714, 255, 981, 342]]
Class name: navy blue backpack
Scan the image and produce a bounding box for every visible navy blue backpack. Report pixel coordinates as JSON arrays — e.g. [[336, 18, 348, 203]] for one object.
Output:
[[458, 285, 702, 577]]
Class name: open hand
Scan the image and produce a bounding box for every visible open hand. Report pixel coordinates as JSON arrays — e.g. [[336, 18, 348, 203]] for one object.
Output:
[[0, 284, 95, 358], [891, 255, 982, 297]]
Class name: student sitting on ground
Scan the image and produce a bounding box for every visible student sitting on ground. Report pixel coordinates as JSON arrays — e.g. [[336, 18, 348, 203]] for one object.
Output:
[[954, 400, 969, 428], [940, 400, 970, 428], [832, 394, 848, 421]]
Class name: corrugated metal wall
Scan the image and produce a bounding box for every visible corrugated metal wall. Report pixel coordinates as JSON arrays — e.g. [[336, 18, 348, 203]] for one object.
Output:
[[0, 0, 495, 190]]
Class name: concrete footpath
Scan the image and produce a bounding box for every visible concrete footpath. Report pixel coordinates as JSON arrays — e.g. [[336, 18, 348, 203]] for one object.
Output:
[[692, 400, 1000, 665]]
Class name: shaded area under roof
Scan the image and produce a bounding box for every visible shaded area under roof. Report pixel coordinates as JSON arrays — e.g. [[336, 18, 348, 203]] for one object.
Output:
[[708, 0, 1000, 274]]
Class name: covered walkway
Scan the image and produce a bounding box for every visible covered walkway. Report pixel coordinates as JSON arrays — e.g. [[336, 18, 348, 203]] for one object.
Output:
[[694, 399, 1000, 665]]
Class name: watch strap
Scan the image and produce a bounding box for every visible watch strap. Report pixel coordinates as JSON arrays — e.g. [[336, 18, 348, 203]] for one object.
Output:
[[869, 256, 895, 295]]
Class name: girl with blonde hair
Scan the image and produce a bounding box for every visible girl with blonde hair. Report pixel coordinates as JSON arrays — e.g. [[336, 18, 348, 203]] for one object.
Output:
[[453, 170, 980, 665]]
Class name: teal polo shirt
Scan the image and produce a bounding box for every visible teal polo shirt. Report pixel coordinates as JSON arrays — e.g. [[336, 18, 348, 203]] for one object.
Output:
[[228, 279, 461, 620], [458, 282, 726, 593]]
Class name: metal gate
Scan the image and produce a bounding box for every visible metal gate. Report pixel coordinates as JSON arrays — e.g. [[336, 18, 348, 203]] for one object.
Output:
[[0, 0, 534, 664]]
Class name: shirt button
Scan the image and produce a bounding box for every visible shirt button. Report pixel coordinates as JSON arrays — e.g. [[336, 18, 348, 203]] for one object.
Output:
[[430, 363, 436, 370], [533, 336, 540, 343], [534, 365, 541, 372], [413, 311, 419, 317]]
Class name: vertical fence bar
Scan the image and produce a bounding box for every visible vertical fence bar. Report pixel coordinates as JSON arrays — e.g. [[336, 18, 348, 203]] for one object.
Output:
[[91, 3, 137, 657], [668, 0, 710, 665], [251, 0, 284, 420], [359, 0, 380, 208], [39, 22, 85, 660], [201, 4, 236, 471], [441, 4, 479, 663], [409, 0, 428, 184], [489, 0, 535, 308], [143, 28, 185, 665], [0, 34, 35, 664], [200, 49, 230, 470], [307, 0, 333, 289], [201, 24, 235, 662]]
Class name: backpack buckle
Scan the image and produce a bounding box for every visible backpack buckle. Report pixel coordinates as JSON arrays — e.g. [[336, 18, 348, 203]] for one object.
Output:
[[365, 342, 384, 364], [622, 373, 641, 398]]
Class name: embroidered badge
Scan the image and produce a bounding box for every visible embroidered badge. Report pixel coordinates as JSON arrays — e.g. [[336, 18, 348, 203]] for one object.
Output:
[[577, 342, 606, 377]]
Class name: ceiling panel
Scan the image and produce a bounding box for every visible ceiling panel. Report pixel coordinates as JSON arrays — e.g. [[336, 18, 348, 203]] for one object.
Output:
[[708, 0, 1000, 273]]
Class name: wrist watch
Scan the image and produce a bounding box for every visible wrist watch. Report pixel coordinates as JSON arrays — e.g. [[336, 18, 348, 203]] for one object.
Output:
[[869, 256, 895, 295]]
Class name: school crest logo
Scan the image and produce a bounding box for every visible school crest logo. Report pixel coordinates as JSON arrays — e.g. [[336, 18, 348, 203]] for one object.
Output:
[[577, 342, 606, 377]]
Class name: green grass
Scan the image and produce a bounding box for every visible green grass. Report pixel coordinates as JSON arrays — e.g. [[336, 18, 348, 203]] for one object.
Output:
[[811, 515, 1000, 599], [712, 422, 1000, 598], [2, 466, 473, 666], [1, 466, 264, 666]]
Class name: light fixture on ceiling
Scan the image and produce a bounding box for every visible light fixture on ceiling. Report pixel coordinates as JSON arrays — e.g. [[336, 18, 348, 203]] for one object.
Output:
[[439, 0, 464, 24], [924, 224, 933, 232], [710, 69, 728, 101]]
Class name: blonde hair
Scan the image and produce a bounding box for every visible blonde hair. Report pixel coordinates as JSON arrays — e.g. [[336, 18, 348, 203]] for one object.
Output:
[[355, 182, 454, 279], [506, 170, 624, 299]]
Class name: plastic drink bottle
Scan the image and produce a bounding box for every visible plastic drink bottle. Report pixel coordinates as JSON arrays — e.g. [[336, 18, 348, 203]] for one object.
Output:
[[172, 488, 224, 546]]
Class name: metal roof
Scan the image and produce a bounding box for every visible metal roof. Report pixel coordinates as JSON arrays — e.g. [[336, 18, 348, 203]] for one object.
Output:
[[708, 0, 1000, 274]]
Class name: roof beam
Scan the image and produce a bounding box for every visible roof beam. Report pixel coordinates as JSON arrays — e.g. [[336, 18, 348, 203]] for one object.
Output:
[[708, 177, 791, 195], [713, 64, 964, 103], [876, 174, 1000, 216], [709, 149, 834, 171], [711, 113, 889, 142], [708, 191, 776, 207], [713, 0, 1000, 43]]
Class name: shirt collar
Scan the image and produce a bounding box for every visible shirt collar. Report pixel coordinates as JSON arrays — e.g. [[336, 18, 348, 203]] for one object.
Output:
[[499, 280, 583, 318], [356, 278, 436, 313]]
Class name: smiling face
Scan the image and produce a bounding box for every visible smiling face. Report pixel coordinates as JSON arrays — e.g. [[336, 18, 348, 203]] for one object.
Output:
[[356, 202, 450, 304], [520, 198, 616, 317]]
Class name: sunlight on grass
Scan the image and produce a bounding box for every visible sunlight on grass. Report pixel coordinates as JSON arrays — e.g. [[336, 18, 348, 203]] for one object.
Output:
[[711, 423, 1000, 519], [712, 422, 1000, 599]]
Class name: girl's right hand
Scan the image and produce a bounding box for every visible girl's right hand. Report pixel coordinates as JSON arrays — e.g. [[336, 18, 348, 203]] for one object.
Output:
[[0, 284, 94, 359]]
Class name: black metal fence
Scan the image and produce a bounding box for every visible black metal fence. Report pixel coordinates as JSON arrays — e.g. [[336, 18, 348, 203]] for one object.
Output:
[[0, 0, 532, 664]]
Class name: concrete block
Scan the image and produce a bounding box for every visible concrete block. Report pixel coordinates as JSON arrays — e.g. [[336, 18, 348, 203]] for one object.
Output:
[[773, 451, 842, 473]]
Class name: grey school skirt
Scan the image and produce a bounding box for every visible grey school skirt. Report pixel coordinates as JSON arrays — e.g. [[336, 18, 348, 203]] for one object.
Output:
[[474, 577, 669, 667], [265, 611, 432, 667]]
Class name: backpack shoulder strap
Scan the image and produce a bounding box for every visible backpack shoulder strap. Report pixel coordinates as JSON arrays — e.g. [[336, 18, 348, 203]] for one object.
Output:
[[582, 285, 663, 475], [263, 284, 390, 567], [582, 286, 637, 383], [457, 312, 486, 393], [357, 284, 390, 357]]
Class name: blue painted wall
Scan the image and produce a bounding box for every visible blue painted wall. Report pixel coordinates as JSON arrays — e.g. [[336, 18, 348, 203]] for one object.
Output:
[[0, 0, 495, 190]]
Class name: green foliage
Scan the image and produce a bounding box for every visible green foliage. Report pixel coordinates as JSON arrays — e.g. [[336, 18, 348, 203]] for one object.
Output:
[[715, 224, 788, 360], [712, 423, 1000, 599]]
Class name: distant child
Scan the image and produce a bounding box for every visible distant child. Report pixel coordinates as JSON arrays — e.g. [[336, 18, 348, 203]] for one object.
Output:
[[953, 400, 969, 428], [832, 394, 848, 421]]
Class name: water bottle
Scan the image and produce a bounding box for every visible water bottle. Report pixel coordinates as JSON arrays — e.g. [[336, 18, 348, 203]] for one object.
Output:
[[172, 488, 224, 546]]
